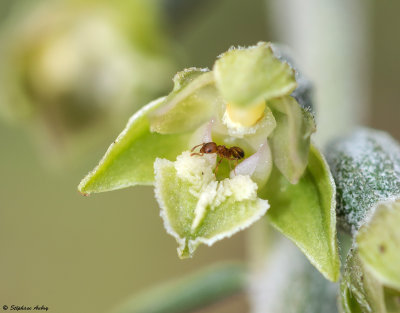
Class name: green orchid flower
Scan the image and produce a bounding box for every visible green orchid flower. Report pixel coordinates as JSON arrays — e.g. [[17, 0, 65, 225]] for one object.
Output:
[[79, 42, 340, 282]]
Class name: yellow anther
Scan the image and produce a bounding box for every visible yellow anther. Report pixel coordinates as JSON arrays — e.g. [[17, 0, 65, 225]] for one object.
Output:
[[226, 101, 266, 127]]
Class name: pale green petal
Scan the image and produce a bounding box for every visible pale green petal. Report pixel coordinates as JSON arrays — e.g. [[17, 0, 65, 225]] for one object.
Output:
[[357, 200, 400, 290], [340, 247, 400, 313], [154, 152, 269, 258], [213, 42, 297, 108], [340, 248, 387, 313], [384, 287, 400, 313], [78, 97, 191, 194], [268, 96, 316, 184], [260, 144, 339, 281], [149, 68, 223, 134]]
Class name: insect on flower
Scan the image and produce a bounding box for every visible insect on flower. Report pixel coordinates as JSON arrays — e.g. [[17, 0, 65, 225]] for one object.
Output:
[[190, 142, 245, 174]]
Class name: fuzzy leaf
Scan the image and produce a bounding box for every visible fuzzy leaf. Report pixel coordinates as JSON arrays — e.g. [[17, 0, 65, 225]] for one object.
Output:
[[326, 128, 400, 233], [327, 128, 400, 306], [149, 69, 223, 134], [260, 144, 339, 281], [357, 200, 400, 290], [268, 96, 316, 184], [213, 42, 297, 108], [78, 97, 191, 194], [154, 152, 269, 258]]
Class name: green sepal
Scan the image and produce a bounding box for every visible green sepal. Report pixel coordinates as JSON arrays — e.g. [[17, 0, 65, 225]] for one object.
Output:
[[357, 200, 400, 290], [340, 247, 400, 313], [78, 97, 191, 194], [149, 68, 223, 134], [260, 144, 339, 281], [340, 248, 386, 313], [154, 152, 269, 258], [268, 96, 316, 184], [213, 42, 297, 108]]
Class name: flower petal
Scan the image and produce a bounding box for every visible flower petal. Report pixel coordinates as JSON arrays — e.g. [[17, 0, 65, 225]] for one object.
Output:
[[149, 68, 223, 134], [213, 42, 297, 108], [268, 96, 316, 184]]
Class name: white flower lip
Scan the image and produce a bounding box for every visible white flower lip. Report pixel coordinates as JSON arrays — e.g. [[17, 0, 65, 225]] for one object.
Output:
[[232, 140, 273, 188]]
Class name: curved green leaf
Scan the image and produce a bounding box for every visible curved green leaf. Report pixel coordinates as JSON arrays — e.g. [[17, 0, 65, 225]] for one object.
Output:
[[260, 144, 339, 281], [213, 42, 297, 108], [154, 152, 269, 258], [268, 96, 316, 184], [78, 97, 191, 194], [149, 69, 223, 134], [357, 200, 400, 290]]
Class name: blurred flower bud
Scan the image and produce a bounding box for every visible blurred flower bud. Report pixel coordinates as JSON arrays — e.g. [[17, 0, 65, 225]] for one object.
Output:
[[0, 0, 176, 164]]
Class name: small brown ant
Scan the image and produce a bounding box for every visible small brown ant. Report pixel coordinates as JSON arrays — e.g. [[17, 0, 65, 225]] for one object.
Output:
[[190, 142, 245, 174]]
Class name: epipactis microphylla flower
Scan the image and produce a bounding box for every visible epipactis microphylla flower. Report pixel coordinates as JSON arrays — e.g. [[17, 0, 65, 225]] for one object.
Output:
[[79, 42, 340, 282]]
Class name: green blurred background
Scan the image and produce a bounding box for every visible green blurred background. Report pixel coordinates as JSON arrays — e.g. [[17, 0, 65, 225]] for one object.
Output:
[[0, 0, 399, 312]]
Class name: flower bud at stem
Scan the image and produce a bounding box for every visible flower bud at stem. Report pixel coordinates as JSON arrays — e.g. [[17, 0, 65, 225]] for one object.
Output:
[[226, 101, 266, 127]]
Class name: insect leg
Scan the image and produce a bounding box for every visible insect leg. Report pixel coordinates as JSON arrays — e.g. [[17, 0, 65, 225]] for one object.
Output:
[[214, 157, 223, 174]]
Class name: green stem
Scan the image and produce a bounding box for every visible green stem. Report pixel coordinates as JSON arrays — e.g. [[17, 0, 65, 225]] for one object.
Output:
[[112, 262, 247, 313]]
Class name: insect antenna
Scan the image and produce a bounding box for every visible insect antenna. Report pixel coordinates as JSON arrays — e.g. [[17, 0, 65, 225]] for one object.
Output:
[[191, 143, 205, 152]]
